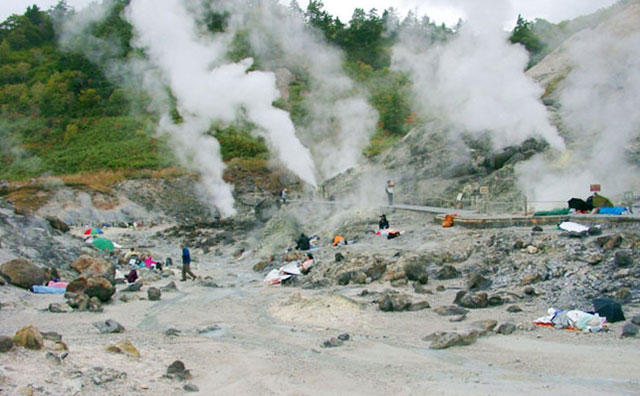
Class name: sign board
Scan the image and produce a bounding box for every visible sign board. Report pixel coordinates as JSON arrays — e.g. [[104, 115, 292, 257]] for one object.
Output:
[[479, 186, 489, 195], [590, 184, 601, 192]]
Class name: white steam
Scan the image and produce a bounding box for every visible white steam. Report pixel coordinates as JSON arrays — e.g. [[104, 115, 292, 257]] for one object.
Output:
[[516, 5, 640, 204], [124, 0, 317, 216], [209, 0, 378, 180], [392, 0, 565, 151]]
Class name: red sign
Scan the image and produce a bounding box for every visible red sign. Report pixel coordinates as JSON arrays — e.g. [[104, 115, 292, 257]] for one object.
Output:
[[590, 184, 601, 192]]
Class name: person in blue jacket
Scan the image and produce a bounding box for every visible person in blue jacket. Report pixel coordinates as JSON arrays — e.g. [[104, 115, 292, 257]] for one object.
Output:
[[181, 244, 197, 281]]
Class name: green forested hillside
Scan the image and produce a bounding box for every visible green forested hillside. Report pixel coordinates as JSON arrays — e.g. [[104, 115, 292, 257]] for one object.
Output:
[[0, 0, 597, 181]]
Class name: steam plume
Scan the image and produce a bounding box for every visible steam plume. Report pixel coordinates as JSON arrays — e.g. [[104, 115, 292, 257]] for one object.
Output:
[[517, 3, 640, 203], [392, 0, 565, 151], [208, 0, 378, 181]]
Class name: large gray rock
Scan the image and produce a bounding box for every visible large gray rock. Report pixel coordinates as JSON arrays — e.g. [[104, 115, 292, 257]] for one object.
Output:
[[404, 261, 429, 284], [467, 272, 492, 291], [436, 265, 460, 280], [93, 319, 125, 334], [378, 293, 411, 312], [0, 335, 13, 353], [621, 323, 638, 338], [614, 250, 634, 268], [426, 330, 478, 350], [454, 291, 489, 309], [147, 287, 162, 301], [0, 259, 50, 289]]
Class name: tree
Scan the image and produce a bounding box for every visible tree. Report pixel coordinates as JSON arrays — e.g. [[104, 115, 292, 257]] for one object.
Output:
[[509, 15, 545, 68]]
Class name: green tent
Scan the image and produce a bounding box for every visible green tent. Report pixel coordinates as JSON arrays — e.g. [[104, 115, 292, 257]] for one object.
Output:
[[92, 237, 115, 251]]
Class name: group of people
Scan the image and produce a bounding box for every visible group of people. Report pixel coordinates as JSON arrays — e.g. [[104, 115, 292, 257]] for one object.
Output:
[[121, 244, 198, 284]]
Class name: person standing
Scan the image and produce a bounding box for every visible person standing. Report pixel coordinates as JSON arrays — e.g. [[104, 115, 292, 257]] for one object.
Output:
[[385, 180, 396, 206], [181, 244, 197, 281], [280, 188, 288, 204]]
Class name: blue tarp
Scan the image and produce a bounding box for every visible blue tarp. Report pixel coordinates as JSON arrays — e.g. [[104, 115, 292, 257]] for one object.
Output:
[[598, 207, 628, 215], [31, 285, 66, 294]]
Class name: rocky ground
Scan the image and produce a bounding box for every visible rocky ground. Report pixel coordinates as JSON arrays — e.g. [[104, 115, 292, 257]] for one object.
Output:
[[1, 189, 640, 395]]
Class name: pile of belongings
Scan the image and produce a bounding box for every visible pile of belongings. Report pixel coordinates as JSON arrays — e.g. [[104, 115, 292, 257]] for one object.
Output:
[[557, 221, 591, 237], [534, 308, 607, 333], [264, 262, 300, 285], [30, 280, 68, 294], [568, 193, 629, 215], [264, 255, 314, 286]]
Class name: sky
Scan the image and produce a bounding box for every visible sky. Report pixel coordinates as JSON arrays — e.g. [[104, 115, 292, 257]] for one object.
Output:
[[1, 0, 620, 27]]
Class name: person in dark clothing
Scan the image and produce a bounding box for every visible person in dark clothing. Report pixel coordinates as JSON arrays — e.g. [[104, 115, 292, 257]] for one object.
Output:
[[379, 214, 389, 230], [126, 268, 138, 283], [180, 244, 197, 281], [296, 233, 311, 251]]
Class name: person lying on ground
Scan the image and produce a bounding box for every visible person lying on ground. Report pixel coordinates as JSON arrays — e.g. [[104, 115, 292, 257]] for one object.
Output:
[[332, 235, 347, 246]]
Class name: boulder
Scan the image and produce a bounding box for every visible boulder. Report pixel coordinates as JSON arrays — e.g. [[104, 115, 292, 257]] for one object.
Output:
[[364, 262, 387, 281], [454, 291, 489, 309], [378, 293, 411, 312], [0, 335, 13, 353], [147, 287, 161, 301], [67, 276, 115, 302], [467, 272, 492, 291], [337, 272, 354, 286], [0, 259, 50, 289], [497, 322, 517, 335], [621, 323, 638, 338], [71, 255, 114, 278], [520, 273, 543, 285], [436, 265, 460, 280], [161, 281, 178, 292], [426, 331, 478, 350], [434, 305, 469, 316], [88, 296, 104, 312], [506, 305, 523, 313], [469, 320, 498, 336], [167, 360, 192, 380], [488, 294, 504, 306], [13, 325, 44, 350], [614, 250, 634, 268], [587, 253, 603, 265], [125, 281, 143, 292], [106, 339, 140, 358], [632, 316, 640, 326], [46, 216, 69, 233], [404, 261, 429, 284], [93, 319, 125, 334], [602, 234, 623, 251], [66, 293, 90, 311]]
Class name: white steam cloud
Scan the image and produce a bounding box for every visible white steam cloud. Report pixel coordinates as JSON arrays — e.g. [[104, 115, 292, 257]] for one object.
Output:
[[207, 1, 378, 181], [123, 0, 317, 216], [517, 3, 640, 204], [392, 0, 565, 151]]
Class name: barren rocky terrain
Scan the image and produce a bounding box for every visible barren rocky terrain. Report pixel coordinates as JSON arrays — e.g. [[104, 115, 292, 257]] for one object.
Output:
[[1, 187, 640, 395]]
